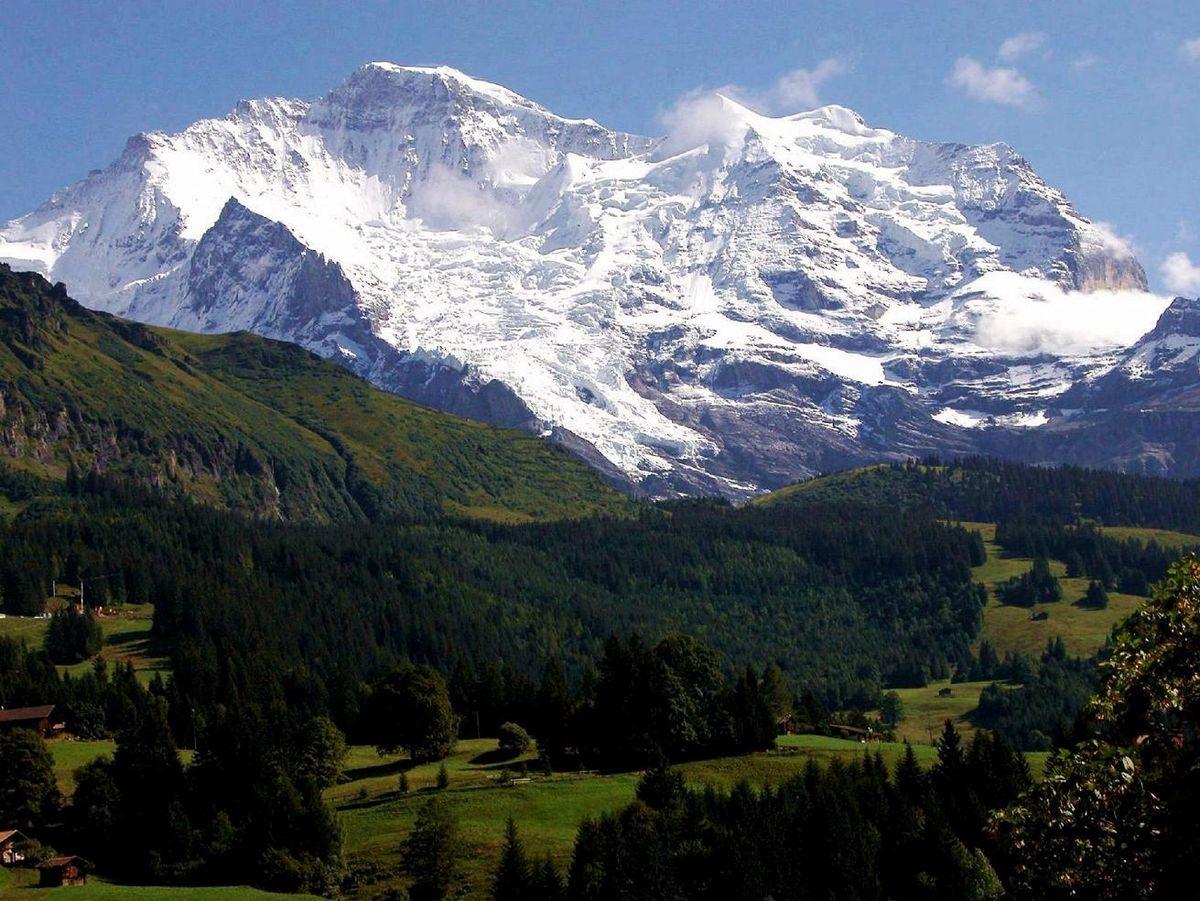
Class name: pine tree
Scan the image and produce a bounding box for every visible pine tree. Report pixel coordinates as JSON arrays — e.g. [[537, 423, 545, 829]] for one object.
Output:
[[0, 729, 60, 831], [880, 691, 904, 727], [934, 720, 966, 781], [895, 740, 926, 803], [759, 662, 793, 720], [1084, 579, 1109, 609], [403, 797, 466, 901], [491, 817, 531, 901], [531, 855, 565, 901]]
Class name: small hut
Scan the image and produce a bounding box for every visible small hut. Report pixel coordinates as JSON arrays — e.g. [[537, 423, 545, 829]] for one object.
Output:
[[38, 855, 88, 887], [0, 829, 29, 865], [0, 705, 57, 738]]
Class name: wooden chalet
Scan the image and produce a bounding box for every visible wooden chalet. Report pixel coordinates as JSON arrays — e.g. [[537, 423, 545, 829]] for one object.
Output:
[[0, 705, 57, 738], [0, 829, 29, 866], [39, 855, 88, 887]]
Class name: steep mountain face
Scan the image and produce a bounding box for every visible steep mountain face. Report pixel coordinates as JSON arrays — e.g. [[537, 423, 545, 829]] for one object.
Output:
[[0, 263, 632, 522], [2, 62, 1188, 494]]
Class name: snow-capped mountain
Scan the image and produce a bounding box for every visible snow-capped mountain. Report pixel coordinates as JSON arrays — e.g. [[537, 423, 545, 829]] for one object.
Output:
[[2, 62, 1190, 494]]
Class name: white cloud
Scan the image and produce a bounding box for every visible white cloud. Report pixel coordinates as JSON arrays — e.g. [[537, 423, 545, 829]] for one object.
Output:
[[763, 58, 849, 111], [407, 164, 516, 233], [657, 59, 850, 156], [1161, 252, 1200, 295], [999, 32, 1046, 62], [961, 272, 1170, 356], [1181, 38, 1200, 62], [1071, 54, 1100, 72], [657, 90, 756, 157], [949, 57, 1038, 108], [1090, 221, 1138, 260]]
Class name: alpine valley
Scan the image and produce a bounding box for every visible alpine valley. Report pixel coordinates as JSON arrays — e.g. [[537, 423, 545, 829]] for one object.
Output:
[[3, 62, 1197, 496]]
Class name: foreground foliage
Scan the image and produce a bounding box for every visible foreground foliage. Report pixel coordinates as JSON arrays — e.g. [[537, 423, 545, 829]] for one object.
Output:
[[997, 557, 1200, 898]]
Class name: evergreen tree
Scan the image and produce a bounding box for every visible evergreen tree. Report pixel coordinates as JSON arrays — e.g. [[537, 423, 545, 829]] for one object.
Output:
[[759, 662, 793, 720], [880, 691, 904, 726], [490, 817, 531, 901], [68, 756, 119, 861], [894, 741, 926, 803], [530, 856, 566, 901], [635, 759, 686, 811], [532, 658, 573, 764], [0, 728, 60, 831], [43, 605, 103, 664], [1083, 579, 1110, 609], [403, 797, 467, 901], [110, 697, 192, 877]]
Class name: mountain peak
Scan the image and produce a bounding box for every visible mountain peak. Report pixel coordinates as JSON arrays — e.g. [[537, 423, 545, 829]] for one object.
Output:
[[354, 62, 531, 104], [787, 104, 876, 135], [1147, 295, 1200, 340], [320, 61, 558, 123]]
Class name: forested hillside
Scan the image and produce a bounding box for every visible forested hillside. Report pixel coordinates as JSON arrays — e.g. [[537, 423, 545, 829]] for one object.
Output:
[[758, 457, 1200, 532], [0, 478, 985, 721], [0, 264, 630, 523]]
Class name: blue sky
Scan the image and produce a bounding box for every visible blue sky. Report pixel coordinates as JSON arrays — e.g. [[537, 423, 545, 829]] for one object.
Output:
[[2, 0, 1197, 292]]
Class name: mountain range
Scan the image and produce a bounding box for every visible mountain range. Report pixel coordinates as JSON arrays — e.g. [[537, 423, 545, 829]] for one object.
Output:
[[2, 62, 1197, 496]]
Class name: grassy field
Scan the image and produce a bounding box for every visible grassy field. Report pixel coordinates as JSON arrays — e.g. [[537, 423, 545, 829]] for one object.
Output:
[[874, 679, 998, 745], [0, 602, 168, 685], [47, 740, 116, 794], [0, 613, 46, 644], [0, 867, 313, 899], [955, 521, 1144, 658], [45, 740, 195, 797], [1101, 525, 1200, 550]]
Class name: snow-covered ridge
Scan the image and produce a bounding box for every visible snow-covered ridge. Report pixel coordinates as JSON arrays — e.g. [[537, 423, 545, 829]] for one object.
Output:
[[1, 63, 1180, 494]]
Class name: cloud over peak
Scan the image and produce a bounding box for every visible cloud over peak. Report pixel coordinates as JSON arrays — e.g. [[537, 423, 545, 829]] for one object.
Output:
[[949, 57, 1038, 108], [657, 59, 850, 155]]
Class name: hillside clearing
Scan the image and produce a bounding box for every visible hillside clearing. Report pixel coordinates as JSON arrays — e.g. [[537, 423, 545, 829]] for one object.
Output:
[[955, 521, 1144, 658]]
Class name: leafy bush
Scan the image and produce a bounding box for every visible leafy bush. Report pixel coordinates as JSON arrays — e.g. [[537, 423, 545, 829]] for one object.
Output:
[[497, 721, 532, 758]]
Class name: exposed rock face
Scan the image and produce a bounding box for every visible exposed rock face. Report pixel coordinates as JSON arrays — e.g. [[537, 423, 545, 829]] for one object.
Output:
[[1, 63, 1182, 495]]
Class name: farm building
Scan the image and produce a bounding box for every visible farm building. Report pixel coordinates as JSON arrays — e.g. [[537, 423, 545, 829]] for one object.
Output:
[[0, 829, 29, 865], [0, 705, 57, 738], [39, 855, 88, 887]]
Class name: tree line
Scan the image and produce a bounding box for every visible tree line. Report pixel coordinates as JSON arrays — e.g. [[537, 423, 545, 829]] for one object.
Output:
[[994, 519, 1190, 597], [0, 472, 990, 739], [780, 457, 1200, 535]]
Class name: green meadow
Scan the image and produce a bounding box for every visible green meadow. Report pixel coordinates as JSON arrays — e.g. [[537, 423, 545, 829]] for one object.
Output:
[[956, 521, 1145, 658], [0, 602, 168, 685]]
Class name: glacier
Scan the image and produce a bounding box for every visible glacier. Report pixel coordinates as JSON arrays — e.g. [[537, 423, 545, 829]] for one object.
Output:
[[3, 62, 1192, 495]]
